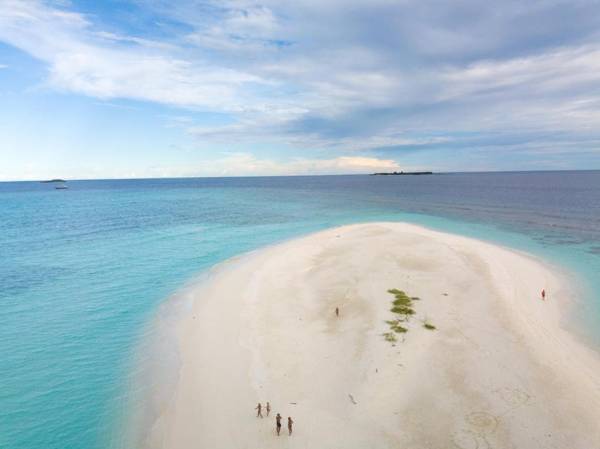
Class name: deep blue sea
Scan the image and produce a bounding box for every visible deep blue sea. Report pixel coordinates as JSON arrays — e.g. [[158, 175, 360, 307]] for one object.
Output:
[[1, 171, 599, 449]]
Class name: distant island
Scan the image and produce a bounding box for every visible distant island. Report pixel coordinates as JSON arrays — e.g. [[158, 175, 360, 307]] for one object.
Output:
[[371, 171, 433, 176], [40, 179, 67, 183]]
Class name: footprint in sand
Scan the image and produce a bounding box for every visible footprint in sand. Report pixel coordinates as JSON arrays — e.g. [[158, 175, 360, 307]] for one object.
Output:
[[452, 429, 491, 449], [453, 412, 498, 449], [466, 411, 499, 434], [452, 430, 479, 449], [496, 387, 531, 407]]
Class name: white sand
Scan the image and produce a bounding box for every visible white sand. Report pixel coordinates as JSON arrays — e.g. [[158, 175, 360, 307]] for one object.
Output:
[[143, 222, 600, 449]]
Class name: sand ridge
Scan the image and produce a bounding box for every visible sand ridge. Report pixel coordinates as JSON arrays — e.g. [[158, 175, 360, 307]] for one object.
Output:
[[142, 222, 600, 449]]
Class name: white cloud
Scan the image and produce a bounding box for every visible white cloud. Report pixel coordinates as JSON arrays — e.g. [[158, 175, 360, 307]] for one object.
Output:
[[1, 0, 600, 168], [0, 0, 267, 110], [186, 5, 280, 51], [188, 117, 451, 151], [204, 153, 401, 176], [0, 153, 403, 181], [441, 45, 600, 102]]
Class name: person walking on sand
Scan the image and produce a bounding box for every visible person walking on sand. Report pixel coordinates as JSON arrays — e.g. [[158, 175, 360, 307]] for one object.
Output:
[[266, 402, 271, 417], [335, 307, 339, 317], [255, 403, 263, 418], [275, 413, 282, 435], [541, 289, 546, 301], [288, 416, 294, 436]]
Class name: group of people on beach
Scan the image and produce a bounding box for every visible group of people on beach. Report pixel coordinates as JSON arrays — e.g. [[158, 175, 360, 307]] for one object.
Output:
[[251, 308, 339, 437], [255, 402, 293, 436]]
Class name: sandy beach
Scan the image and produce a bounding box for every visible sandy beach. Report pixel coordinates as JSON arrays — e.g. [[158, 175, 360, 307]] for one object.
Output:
[[142, 222, 600, 449]]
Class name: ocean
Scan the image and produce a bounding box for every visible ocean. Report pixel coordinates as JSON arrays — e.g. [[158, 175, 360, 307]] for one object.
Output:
[[1, 171, 599, 449]]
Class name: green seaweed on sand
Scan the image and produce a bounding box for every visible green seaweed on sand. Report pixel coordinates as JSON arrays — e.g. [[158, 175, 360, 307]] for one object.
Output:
[[392, 324, 408, 333], [389, 290, 409, 299], [382, 288, 433, 342], [392, 296, 411, 306], [382, 289, 417, 342], [391, 305, 415, 315], [382, 332, 397, 342], [386, 319, 408, 333]]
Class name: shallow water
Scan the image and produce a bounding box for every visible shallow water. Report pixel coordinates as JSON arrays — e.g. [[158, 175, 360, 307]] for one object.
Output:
[[1, 171, 599, 449]]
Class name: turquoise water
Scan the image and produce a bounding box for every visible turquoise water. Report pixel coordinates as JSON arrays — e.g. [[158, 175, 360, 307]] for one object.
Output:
[[1, 172, 599, 449]]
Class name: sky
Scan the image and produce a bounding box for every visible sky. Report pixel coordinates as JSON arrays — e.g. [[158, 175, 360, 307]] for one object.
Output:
[[1, 0, 600, 180]]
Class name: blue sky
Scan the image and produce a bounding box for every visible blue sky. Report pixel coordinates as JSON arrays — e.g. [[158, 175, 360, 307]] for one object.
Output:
[[1, 0, 600, 180]]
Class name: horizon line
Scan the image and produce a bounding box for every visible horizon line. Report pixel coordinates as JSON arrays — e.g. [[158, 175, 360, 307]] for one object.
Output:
[[2, 168, 600, 183]]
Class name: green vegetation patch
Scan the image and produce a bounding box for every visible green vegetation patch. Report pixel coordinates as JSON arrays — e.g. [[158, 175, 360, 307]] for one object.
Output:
[[383, 289, 417, 342], [386, 319, 408, 333], [392, 324, 408, 333], [392, 296, 411, 306], [382, 288, 436, 343], [382, 332, 397, 343], [391, 305, 415, 315]]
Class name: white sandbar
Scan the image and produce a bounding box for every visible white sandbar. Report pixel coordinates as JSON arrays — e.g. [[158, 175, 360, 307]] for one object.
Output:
[[143, 222, 600, 448]]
